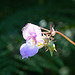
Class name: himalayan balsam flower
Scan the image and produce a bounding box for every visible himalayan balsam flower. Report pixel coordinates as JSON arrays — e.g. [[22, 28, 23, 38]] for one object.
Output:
[[20, 23, 75, 59], [20, 23, 44, 59]]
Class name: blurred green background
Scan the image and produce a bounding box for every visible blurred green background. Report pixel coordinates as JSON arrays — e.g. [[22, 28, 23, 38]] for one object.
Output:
[[0, 0, 75, 75]]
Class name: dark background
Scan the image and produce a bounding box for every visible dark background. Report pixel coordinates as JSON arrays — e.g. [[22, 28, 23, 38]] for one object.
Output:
[[0, 0, 75, 75]]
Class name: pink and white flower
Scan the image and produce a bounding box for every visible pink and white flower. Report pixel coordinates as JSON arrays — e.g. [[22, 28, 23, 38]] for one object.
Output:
[[20, 23, 44, 59]]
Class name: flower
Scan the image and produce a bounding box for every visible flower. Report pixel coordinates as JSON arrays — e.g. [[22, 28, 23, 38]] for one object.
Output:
[[20, 23, 44, 59]]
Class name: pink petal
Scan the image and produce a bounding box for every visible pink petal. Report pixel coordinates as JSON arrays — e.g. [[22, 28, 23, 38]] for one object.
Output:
[[20, 43, 38, 59], [22, 23, 42, 42]]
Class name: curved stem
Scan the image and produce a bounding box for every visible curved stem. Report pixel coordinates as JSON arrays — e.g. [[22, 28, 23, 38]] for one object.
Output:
[[56, 31, 75, 46], [40, 26, 75, 46]]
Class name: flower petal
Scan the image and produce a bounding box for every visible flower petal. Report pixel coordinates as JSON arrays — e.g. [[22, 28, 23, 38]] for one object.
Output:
[[22, 23, 42, 42], [20, 43, 38, 59]]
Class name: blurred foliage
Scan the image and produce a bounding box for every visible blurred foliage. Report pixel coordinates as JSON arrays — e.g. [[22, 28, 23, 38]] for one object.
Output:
[[0, 0, 75, 75]]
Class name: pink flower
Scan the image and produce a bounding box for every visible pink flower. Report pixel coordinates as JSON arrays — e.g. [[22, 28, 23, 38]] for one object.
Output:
[[20, 23, 44, 59]]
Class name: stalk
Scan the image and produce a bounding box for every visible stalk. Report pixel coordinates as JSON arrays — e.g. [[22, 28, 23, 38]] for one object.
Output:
[[56, 31, 75, 46], [40, 27, 75, 46], [40, 27, 50, 32]]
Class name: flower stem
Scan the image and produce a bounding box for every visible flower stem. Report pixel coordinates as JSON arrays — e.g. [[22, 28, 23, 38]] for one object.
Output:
[[40, 26, 75, 46], [40, 27, 50, 32], [56, 31, 75, 46], [42, 32, 51, 35]]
